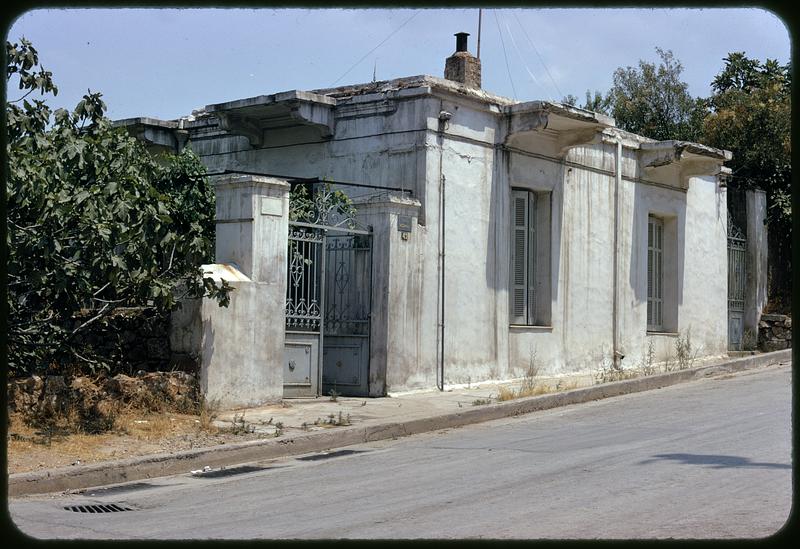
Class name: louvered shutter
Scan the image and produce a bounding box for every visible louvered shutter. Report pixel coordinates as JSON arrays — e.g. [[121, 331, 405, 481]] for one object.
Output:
[[511, 191, 529, 324], [510, 190, 535, 324], [647, 216, 663, 331]]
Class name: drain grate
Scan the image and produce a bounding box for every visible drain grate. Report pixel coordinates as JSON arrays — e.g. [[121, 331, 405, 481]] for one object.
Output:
[[64, 504, 134, 513], [296, 449, 366, 462], [191, 465, 267, 478]]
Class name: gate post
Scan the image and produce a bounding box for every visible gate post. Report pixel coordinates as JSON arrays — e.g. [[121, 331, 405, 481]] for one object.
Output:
[[354, 195, 423, 396], [744, 189, 768, 340], [200, 174, 290, 409]]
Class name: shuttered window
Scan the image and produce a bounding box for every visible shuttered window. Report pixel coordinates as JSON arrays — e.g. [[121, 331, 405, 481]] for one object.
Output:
[[647, 216, 664, 331], [510, 190, 536, 324]]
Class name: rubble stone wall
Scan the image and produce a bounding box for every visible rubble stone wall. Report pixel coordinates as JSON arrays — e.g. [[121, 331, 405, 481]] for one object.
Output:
[[7, 371, 199, 417], [758, 314, 792, 352]]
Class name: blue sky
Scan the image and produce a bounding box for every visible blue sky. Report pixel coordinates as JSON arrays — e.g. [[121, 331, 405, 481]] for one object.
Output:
[[6, 7, 791, 121]]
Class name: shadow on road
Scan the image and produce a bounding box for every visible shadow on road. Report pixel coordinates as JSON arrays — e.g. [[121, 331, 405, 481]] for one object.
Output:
[[638, 453, 791, 469]]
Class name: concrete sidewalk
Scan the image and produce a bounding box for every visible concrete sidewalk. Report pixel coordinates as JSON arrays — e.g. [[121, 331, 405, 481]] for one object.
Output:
[[8, 349, 791, 497]]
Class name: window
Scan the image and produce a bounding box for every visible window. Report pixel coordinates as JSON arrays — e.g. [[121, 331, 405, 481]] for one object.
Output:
[[511, 190, 535, 324], [647, 216, 664, 331]]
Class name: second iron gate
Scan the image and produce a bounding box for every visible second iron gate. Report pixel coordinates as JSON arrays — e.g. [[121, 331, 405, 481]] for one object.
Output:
[[727, 190, 747, 351], [284, 222, 373, 398]]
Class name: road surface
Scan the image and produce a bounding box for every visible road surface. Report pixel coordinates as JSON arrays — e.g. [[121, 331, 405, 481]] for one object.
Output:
[[8, 362, 792, 539]]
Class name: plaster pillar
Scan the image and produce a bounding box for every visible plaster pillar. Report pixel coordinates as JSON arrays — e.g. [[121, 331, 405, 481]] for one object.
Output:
[[200, 175, 290, 409], [744, 189, 768, 340], [354, 195, 423, 396]]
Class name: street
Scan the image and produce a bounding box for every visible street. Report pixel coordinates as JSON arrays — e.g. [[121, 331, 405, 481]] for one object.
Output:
[[8, 363, 792, 539]]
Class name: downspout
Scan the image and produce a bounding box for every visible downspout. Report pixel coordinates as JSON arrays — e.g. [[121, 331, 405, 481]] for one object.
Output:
[[437, 105, 451, 391], [612, 137, 622, 369]]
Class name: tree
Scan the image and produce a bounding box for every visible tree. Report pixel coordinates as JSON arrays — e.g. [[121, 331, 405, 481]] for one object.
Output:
[[607, 47, 707, 141], [702, 52, 791, 310], [5, 38, 230, 376], [582, 90, 613, 116], [560, 94, 579, 107]]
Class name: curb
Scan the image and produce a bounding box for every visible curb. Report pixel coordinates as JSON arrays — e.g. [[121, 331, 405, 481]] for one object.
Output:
[[8, 349, 791, 497]]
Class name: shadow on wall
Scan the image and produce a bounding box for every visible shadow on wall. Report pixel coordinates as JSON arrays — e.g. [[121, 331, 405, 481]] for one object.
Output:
[[637, 453, 791, 470], [200, 314, 215, 397]]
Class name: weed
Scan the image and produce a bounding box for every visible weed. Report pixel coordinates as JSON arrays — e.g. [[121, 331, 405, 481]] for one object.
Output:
[[328, 388, 339, 402], [274, 421, 284, 437], [472, 398, 492, 406], [229, 413, 255, 435], [198, 398, 219, 432], [742, 329, 758, 351], [320, 412, 351, 426], [640, 340, 657, 376], [675, 328, 699, 370], [496, 385, 516, 402]]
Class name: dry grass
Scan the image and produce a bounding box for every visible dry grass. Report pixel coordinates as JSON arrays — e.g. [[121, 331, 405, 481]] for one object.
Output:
[[496, 381, 554, 401]]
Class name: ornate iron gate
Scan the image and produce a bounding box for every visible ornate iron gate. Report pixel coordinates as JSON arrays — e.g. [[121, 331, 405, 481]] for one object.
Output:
[[727, 191, 747, 351], [321, 232, 372, 397], [284, 222, 372, 398]]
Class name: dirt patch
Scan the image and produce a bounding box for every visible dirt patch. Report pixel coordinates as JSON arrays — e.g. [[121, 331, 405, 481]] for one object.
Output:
[[6, 408, 278, 475]]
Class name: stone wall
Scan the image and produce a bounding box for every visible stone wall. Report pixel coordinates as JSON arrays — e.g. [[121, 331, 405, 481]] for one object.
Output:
[[7, 371, 200, 420], [758, 314, 792, 352]]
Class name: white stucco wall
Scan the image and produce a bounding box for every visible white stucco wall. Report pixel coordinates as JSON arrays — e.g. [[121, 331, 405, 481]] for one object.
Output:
[[183, 85, 728, 393]]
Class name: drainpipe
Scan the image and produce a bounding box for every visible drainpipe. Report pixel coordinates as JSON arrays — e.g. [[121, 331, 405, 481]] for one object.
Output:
[[437, 106, 452, 391], [612, 137, 622, 369]]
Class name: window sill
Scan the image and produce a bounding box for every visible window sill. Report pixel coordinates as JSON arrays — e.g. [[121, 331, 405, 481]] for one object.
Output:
[[510, 324, 553, 332], [646, 331, 679, 337]]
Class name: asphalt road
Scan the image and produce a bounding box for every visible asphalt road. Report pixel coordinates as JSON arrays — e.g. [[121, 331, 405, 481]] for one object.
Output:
[[8, 363, 792, 539]]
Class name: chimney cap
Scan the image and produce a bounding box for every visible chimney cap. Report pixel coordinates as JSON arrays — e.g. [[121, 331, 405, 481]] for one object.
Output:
[[454, 32, 470, 53]]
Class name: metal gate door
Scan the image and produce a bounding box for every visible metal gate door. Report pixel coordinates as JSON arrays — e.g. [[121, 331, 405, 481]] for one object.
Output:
[[284, 222, 372, 398], [284, 225, 324, 397], [321, 231, 372, 397], [727, 211, 747, 351]]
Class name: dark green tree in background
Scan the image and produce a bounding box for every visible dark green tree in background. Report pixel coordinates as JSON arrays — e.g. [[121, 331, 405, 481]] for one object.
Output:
[[5, 38, 230, 376], [702, 53, 791, 310], [606, 48, 707, 142]]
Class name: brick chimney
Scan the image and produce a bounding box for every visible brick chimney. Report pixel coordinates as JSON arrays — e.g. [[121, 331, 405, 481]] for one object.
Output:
[[444, 32, 481, 88]]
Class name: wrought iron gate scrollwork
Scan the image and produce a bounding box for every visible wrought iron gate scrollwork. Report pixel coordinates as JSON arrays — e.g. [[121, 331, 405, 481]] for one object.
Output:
[[286, 227, 323, 331], [727, 190, 747, 351]]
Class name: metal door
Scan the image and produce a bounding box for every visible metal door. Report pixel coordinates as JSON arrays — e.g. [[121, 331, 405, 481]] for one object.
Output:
[[284, 225, 324, 397], [727, 203, 747, 351], [321, 231, 372, 397]]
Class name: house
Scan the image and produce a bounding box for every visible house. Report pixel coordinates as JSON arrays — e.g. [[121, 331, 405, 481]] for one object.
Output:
[[120, 33, 766, 409]]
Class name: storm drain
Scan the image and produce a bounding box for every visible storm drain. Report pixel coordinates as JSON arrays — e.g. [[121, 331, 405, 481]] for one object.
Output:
[[64, 504, 134, 513], [296, 449, 366, 462], [191, 465, 267, 479]]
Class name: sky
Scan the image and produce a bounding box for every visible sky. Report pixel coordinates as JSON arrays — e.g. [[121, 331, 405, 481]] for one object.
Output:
[[5, 7, 792, 122]]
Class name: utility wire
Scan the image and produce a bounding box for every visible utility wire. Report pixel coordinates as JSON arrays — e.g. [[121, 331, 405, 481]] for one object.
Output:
[[502, 13, 548, 100], [513, 10, 563, 100], [493, 10, 517, 100], [330, 11, 419, 87]]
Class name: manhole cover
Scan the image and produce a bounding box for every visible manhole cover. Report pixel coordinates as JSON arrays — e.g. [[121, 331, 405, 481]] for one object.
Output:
[[191, 465, 267, 478], [296, 449, 366, 462], [64, 504, 134, 513]]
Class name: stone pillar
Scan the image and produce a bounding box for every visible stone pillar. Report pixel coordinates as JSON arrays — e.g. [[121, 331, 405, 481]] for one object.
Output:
[[353, 195, 423, 396], [744, 189, 768, 342], [200, 175, 290, 409]]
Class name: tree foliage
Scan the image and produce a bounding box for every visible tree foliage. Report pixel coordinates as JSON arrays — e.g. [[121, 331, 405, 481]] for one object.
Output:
[[702, 52, 791, 309], [606, 48, 706, 141], [6, 38, 230, 376]]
